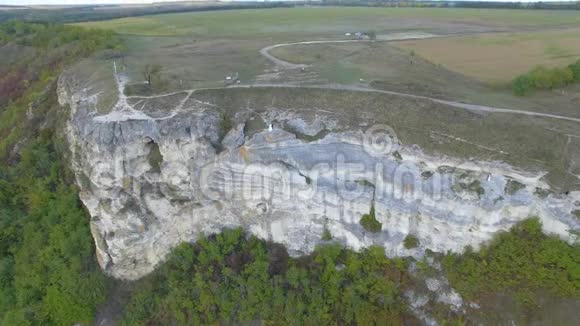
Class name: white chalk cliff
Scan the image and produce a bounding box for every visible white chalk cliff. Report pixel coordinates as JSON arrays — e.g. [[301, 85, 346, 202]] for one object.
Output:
[[58, 69, 579, 280]]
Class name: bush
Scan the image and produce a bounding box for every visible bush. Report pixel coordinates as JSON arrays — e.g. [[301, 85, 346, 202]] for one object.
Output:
[[403, 235, 420, 249], [512, 74, 535, 95], [512, 65, 575, 95], [360, 204, 382, 233], [569, 59, 580, 82], [322, 224, 332, 241], [218, 111, 233, 141], [505, 179, 525, 195]]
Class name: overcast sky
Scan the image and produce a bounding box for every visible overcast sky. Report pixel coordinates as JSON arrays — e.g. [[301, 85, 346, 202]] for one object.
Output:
[[0, 0, 575, 5]]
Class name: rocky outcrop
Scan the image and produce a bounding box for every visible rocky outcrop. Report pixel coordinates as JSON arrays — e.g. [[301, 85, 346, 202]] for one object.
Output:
[[58, 68, 579, 280]]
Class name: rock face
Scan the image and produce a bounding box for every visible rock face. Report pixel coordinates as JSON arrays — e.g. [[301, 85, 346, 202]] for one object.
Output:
[[58, 69, 579, 280]]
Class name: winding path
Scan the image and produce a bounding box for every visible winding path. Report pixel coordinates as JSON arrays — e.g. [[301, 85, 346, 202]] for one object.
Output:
[[260, 40, 362, 69], [120, 34, 580, 124], [259, 33, 437, 69], [124, 83, 580, 124], [225, 83, 580, 124], [255, 35, 580, 124]]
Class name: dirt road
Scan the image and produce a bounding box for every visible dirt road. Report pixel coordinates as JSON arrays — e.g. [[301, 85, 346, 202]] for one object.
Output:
[[254, 35, 580, 124], [227, 83, 580, 124], [259, 33, 438, 69]]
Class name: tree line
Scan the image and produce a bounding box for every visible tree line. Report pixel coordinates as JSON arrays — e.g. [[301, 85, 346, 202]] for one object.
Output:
[[512, 59, 580, 95], [316, 1, 580, 10], [2, 1, 579, 25]]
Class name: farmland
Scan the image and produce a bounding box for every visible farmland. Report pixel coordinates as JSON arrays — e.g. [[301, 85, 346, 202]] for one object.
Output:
[[395, 27, 580, 83], [74, 7, 580, 111]]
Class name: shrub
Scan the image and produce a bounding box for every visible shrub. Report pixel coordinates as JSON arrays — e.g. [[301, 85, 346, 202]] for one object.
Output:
[[360, 204, 382, 233], [505, 179, 525, 195], [218, 111, 233, 141], [512, 74, 535, 95], [146, 141, 163, 172], [569, 59, 580, 82], [403, 234, 420, 249], [512, 65, 575, 95], [322, 225, 332, 241]]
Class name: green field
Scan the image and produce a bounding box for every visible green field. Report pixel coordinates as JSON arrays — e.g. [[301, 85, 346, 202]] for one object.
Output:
[[75, 7, 580, 39]]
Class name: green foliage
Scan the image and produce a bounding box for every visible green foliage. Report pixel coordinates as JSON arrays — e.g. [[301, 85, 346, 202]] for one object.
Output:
[[121, 229, 408, 325], [416, 258, 437, 278], [0, 132, 106, 325], [360, 204, 382, 233], [0, 21, 120, 325], [146, 141, 163, 173], [403, 234, 420, 249], [0, 21, 123, 53], [568, 59, 580, 82], [512, 64, 575, 95], [442, 218, 580, 305], [505, 179, 526, 195], [512, 74, 535, 96], [322, 224, 332, 241], [218, 111, 233, 142], [453, 179, 485, 198], [0, 21, 124, 159]]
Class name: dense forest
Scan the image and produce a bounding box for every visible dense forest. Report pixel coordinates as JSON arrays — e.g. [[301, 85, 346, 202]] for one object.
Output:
[[116, 217, 580, 325], [0, 22, 122, 325], [443, 218, 579, 305], [0, 21, 578, 325], [122, 230, 412, 325]]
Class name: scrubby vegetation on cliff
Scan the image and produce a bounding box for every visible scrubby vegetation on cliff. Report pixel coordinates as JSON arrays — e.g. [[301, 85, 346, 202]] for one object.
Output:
[[121, 228, 412, 325], [0, 131, 106, 325], [0, 21, 122, 325], [120, 219, 579, 325], [0, 21, 123, 158], [443, 218, 579, 305], [360, 204, 382, 233]]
